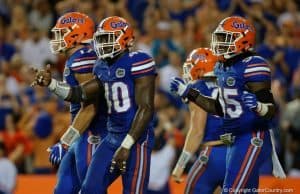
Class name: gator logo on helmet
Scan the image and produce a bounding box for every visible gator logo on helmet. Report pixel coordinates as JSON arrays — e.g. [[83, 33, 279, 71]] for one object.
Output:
[[60, 17, 85, 24], [231, 21, 253, 31], [192, 53, 206, 61], [110, 21, 128, 29]]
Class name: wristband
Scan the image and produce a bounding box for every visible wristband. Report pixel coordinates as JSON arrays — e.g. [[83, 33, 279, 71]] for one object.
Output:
[[176, 150, 192, 169], [48, 78, 71, 100], [121, 134, 135, 149], [256, 102, 269, 116], [60, 126, 80, 146], [48, 78, 57, 91]]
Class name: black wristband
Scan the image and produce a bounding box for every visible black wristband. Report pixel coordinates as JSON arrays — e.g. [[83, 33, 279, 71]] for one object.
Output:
[[186, 88, 199, 102]]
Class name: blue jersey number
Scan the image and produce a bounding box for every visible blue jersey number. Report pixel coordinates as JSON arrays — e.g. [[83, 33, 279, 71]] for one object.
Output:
[[219, 88, 242, 118], [104, 82, 131, 113]]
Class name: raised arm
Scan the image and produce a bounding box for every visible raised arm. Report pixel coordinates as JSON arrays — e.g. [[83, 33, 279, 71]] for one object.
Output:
[[170, 77, 223, 116], [32, 64, 104, 103]]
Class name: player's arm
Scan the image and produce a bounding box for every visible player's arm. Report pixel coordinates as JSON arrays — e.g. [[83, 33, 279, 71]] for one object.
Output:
[[48, 76, 103, 104], [32, 64, 104, 103], [172, 102, 207, 182], [59, 73, 98, 146], [181, 103, 207, 156], [242, 60, 275, 119], [170, 77, 223, 116], [123, 75, 155, 147], [186, 88, 223, 116], [244, 81, 275, 119], [110, 74, 155, 173]]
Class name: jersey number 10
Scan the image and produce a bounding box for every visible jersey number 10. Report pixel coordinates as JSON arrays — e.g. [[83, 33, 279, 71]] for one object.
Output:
[[104, 82, 131, 113]]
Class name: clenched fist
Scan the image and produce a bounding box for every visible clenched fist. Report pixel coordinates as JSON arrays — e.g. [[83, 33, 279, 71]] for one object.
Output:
[[31, 64, 52, 87]]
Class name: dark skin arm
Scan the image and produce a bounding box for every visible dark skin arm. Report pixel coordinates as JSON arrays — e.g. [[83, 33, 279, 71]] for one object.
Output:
[[246, 81, 275, 119], [186, 88, 223, 116], [65, 76, 103, 103], [111, 75, 155, 173], [187, 81, 275, 119], [128, 75, 155, 140]]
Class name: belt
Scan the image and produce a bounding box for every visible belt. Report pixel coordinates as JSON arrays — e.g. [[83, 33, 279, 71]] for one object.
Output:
[[201, 133, 235, 147], [87, 135, 101, 144]]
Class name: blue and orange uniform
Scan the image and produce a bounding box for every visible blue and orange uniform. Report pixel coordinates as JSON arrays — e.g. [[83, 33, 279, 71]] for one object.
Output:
[[54, 46, 107, 194], [185, 79, 226, 194], [215, 55, 272, 193], [80, 50, 156, 194]]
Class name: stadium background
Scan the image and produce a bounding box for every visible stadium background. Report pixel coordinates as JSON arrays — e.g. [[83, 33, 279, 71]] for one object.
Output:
[[0, 0, 300, 193]]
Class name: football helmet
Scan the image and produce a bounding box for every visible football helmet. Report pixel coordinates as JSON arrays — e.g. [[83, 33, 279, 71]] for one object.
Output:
[[183, 48, 217, 83], [93, 16, 134, 59], [211, 16, 256, 59], [50, 12, 95, 54]]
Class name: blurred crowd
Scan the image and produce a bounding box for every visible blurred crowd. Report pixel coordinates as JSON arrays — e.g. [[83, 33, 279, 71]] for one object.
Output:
[[0, 0, 300, 191]]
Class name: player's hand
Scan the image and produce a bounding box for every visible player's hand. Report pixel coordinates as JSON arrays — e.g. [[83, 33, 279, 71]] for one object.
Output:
[[170, 77, 191, 98], [47, 143, 68, 166], [110, 146, 130, 174], [31, 64, 52, 87], [241, 91, 258, 110], [172, 165, 184, 183]]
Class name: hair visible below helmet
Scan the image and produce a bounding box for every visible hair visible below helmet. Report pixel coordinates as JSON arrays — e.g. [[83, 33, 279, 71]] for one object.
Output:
[[93, 16, 134, 59], [211, 16, 256, 59], [182, 48, 217, 83], [50, 12, 95, 54]]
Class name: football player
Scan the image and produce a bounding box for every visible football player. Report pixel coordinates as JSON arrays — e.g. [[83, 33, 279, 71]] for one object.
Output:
[[32, 16, 156, 194], [170, 16, 281, 193], [172, 48, 227, 194], [32, 12, 107, 194]]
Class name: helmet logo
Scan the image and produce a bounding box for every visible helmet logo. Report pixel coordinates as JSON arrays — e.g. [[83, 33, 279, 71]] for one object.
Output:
[[61, 17, 85, 24], [110, 21, 127, 29], [192, 53, 206, 61], [231, 21, 253, 31]]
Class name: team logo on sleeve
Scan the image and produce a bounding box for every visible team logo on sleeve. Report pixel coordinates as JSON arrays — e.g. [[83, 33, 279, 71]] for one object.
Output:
[[116, 68, 125, 78], [64, 67, 70, 76], [242, 56, 252, 63], [226, 76, 236, 86]]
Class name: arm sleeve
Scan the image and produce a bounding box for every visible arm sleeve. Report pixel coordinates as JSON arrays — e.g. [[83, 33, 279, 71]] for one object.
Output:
[[131, 52, 157, 79], [244, 57, 271, 82], [69, 50, 97, 74]]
